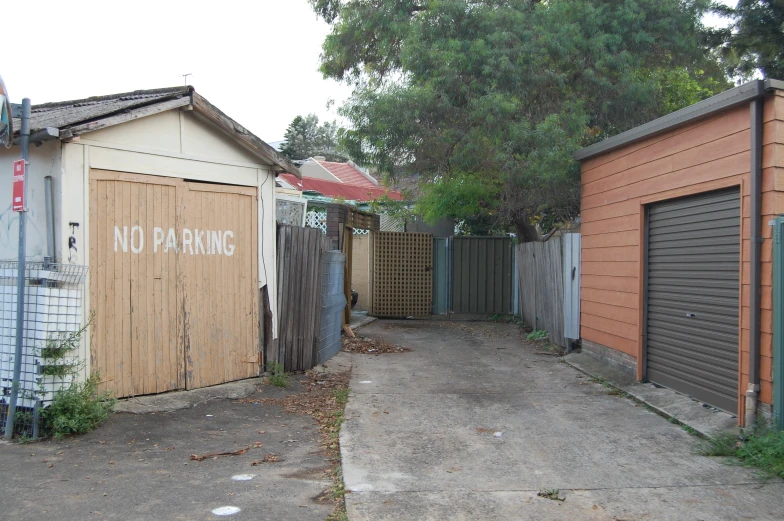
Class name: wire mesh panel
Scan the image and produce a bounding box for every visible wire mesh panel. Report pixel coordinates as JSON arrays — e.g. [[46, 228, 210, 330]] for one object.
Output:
[[317, 252, 346, 364], [0, 261, 88, 438]]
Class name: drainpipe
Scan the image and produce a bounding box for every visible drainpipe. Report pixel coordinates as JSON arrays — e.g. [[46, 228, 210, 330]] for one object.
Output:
[[746, 94, 764, 429], [44, 176, 55, 260]]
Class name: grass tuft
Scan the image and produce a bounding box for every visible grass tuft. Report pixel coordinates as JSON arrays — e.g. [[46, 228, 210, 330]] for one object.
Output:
[[699, 421, 784, 478], [526, 329, 548, 341]]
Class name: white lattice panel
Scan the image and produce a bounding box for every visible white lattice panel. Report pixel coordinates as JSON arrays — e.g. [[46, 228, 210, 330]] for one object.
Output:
[[305, 208, 328, 234]]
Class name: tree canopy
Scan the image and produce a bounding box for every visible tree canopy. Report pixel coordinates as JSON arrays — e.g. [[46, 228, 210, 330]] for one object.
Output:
[[711, 0, 784, 80], [279, 114, 347, 162], [311, 0, 729, 239]]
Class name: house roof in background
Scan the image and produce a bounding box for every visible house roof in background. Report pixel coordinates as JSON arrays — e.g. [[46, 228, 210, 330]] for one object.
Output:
[[279, 173, 403, 201], [317, 160, 378, 188], [10, 86, 301, 177]]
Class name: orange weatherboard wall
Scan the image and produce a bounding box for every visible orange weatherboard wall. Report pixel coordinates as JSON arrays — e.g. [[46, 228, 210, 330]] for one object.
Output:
[[579, 91, 784, 420]]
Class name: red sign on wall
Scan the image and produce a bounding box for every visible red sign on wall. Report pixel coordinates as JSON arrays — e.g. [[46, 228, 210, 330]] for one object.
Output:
[[12, 159, 25, 212]]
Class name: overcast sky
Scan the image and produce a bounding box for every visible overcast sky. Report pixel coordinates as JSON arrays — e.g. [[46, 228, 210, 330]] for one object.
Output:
[[3, 0, 735, 144], [2, 0, 352, 143]]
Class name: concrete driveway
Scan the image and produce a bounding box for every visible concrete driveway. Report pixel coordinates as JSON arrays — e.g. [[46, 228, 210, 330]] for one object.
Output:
[[341, 320, 784, 521], [0, 376, 334, 521]]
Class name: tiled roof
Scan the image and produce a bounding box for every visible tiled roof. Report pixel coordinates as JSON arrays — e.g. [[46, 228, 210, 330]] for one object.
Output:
[[279, 174, 403, 201], [318, 161, 378, 188]]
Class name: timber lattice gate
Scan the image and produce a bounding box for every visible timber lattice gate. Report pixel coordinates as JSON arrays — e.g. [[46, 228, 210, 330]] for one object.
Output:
[[371, 232, 433, 318]]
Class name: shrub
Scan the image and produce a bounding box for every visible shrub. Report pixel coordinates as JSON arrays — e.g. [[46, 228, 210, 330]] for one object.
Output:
[[41, 373, 116, 439]]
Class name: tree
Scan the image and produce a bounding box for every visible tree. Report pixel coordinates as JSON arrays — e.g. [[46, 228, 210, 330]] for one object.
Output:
[[311, 0, 728, 240], [711, 0, 784, 80], [279, 114, 347, 162]]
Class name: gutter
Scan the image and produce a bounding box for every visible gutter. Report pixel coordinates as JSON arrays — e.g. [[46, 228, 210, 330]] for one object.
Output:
[[12, 126, 58, 146]]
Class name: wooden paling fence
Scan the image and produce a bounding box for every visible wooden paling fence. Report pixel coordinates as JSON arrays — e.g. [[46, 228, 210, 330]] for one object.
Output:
[[515, 233, 581, 349], [516, 236, 566, 348], [274, 225, 331, 371]]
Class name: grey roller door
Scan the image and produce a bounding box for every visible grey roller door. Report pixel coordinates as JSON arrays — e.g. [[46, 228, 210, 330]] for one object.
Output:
[[645, 188, 740, 412]]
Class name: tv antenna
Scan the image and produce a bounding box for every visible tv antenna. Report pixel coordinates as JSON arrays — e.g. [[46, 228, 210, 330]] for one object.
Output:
[[181, 73, 192, 86]]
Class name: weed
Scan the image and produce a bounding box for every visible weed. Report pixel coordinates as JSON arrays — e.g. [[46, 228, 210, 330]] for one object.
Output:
[[41, 373, 116, 440], [699, 421, 784, 479], [526, 329, 548, 341], [267, 363, 288, 388], [40, 364, 75, 378], [333, 388, 349, 406], [681, 425, 698, 436], [606, 388, 626, 397], [537, 489, 565, 501]]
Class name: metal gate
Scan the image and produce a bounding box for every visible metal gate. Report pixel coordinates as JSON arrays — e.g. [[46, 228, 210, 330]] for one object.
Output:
[[371, 232, 433, 317], [645, 188, 740, 412], [89, 170, 259, 398], [452, 237, 513, 314], [318, 251, 346, 364]]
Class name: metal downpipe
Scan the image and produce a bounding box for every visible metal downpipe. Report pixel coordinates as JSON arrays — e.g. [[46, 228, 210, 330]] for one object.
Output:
[[746, 97, 764, 429]]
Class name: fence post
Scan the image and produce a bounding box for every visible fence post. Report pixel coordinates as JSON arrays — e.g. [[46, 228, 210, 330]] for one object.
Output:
[[5, 98, 31, 440]]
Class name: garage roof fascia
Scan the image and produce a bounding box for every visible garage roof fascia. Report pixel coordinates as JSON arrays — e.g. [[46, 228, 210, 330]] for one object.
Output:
[[574, 79, 783, 162]]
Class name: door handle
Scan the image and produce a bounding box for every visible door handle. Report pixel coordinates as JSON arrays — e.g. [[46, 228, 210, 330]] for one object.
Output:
[[686, 313, 696, 318]]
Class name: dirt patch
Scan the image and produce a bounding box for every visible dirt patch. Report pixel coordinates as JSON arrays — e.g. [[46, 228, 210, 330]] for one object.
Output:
[[342, 336, 412, 354]]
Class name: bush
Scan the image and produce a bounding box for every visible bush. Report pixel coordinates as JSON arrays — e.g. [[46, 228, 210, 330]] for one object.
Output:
[[41, 373, 116, 439]]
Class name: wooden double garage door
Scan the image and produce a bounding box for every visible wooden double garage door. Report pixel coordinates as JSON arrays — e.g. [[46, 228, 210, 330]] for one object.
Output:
[[645, 188, 740, 412], [89, 171, 260, 398]]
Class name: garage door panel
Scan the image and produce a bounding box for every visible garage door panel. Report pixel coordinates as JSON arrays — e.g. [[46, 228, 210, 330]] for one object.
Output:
[[646, 188, 740, 412], [648, 311, 738, 334], [648, 355, 738, 387], [648, 207, 740, 228], [183, 184, 259, 390], [647, 319, 738, 345], [90, 171, 258, 399], [650, 190, 739, 214], [90, 175, 182, 398], [648, 225, 741, 243], [648, 215, 740, 235], [647, 340, 738, 370]]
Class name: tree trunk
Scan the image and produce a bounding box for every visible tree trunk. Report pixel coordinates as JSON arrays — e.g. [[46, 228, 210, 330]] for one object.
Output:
[[514, 218, 540, 243]]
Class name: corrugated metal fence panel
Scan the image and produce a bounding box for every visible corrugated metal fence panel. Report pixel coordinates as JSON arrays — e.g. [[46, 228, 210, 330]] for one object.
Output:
[[276, 225, 331, 372], [452, 237, 513, 314], [516, 236, 566, 347], [318, 251, 347, 364], [432, 238, 450, 315], [772, 217, 784, 429], [563, 233, 581, 340], [372, 232, 433, 317], [646, 188, 740, 413]]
